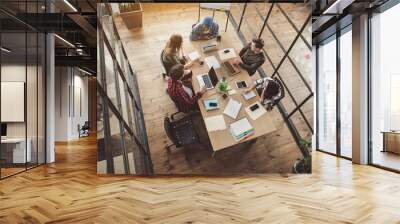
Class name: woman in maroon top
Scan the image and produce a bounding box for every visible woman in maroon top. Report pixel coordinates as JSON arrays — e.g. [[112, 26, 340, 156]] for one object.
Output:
[[167, 64, 206, 113]]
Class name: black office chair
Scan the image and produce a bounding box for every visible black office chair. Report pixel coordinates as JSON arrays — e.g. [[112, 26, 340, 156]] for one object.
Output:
[[78, 121, 90, 138], [265, 77, 285, 111], [164, 116, 201, 170]]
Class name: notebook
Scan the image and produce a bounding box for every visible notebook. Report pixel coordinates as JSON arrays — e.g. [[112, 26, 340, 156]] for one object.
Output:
[[188, 51, 200, 61], [204, 115, 226, 132], [223, 98, 242, 119], [242, 90, 256, 100], [205, 56, 220, 69], [230, 117, 254, 141]]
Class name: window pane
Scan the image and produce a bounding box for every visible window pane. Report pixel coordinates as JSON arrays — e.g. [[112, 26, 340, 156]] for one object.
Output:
[[340, 28, 352, 158], [318, 36, 337, 154], [108, 107, 125, 174], [371, 4, 400, 171], [240, 3, 266, 41]]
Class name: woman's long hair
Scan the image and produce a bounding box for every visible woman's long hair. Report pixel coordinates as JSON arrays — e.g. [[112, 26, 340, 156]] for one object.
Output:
[[164, 34, 183, 56]]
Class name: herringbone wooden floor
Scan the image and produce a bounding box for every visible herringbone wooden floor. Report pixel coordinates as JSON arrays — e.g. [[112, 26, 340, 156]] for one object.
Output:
[[0, 135, 400, 223]]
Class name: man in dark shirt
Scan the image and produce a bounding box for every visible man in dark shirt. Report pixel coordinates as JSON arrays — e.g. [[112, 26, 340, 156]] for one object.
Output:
[[167, 64, 206, 113], [233, 38, 266, 76]]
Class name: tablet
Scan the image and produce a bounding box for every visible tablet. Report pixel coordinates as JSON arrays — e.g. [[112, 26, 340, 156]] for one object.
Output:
[[236, 81, 247, 89]]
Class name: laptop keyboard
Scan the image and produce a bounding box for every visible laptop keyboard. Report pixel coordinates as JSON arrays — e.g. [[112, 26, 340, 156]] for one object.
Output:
[[202, 75, 213, 88], [223, 61, 235, 74]]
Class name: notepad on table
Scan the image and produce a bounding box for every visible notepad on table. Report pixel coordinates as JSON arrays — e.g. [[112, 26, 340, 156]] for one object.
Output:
[[205, 56, 220, 69], [188, 51, 200, 61], [242, 90, 256, 100], [230, 117, 255, 141], [223, 98, 242, 119], [204, 115, 226, 132]]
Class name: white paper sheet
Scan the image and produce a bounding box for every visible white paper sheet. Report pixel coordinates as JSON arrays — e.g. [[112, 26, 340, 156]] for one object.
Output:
[[245, 101, 267, 120], [204, 115, 226, 132], [205, 56, 220, 69], [188, 51, 200, 61], [223, 98, 242, 119], [242, 90, 256, 100], [218, 48, 237, 61]]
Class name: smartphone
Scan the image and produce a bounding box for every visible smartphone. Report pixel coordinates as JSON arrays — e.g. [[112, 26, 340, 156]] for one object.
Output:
[[224, 49, 230, 53], [236, 81, 247, 89], [209, 102, 218, 107], [250, 104, 259, 111]]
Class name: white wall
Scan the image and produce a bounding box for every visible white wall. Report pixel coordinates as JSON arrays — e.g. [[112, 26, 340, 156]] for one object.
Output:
[[55, 67, 89, 141]]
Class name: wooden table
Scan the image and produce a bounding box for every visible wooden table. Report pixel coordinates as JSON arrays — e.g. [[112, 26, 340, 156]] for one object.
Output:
[[189, 36, 277, 153], [381, 131, 400, 155]]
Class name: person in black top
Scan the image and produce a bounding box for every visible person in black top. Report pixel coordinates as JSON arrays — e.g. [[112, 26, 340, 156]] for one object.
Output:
[[232, 38, 266, 77]]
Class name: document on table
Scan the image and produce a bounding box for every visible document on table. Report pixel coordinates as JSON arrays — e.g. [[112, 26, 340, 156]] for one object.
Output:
[[228, 89, 237, 95], [188, 51, 200, 61], [223, 98, 242, 119], [218, 48, 237, 61], [205, 56, 220, 69], [204, 115, 226, 132], [245, 101, 266, 120], [242, 90, 256, 100]]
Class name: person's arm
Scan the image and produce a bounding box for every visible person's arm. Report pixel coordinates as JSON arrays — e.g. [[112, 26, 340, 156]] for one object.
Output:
[[239, 43, 250, 57], [211, 23, 219, 38], [238, 60, 263, 73], [177, 85, 202, 106]]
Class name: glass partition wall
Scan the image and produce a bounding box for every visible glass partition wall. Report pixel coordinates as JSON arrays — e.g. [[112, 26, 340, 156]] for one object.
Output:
[[315, 25, 352, 159], [0, 2, 46, 179], [97, 4, 153, 175], [370, 3, 400, 172], [230, 3, 313, 155]]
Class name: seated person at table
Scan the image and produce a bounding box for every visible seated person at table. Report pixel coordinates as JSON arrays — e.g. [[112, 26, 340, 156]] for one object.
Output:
[[245, 77, 283, 110], [162, 34, 196, 75], [167, 64, 207, 113], [190, 17, 219, 41], [232, 38, 265, 77]]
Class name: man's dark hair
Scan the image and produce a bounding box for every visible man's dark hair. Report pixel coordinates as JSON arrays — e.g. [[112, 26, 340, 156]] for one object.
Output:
[[252, 38, 264, 49], [264, 80, 280, 100], [169, 64, 184, 80]]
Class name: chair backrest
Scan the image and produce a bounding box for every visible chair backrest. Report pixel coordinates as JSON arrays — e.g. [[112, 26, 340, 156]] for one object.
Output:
[[160, 50, 174, 76], [164, 117, 178, 145], [272, 77, 285, 106]]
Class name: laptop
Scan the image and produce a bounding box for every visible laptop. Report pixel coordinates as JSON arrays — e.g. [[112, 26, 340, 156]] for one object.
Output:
[[222, 60, 240, 76], [197, 67, 219, 90]]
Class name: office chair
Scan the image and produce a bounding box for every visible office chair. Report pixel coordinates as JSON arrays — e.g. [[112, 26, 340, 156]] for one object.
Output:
[[78, 121, 90, 138], [164, 115, 201, 170], [167, 92, 200, 120], [266, 78, 285, 111]]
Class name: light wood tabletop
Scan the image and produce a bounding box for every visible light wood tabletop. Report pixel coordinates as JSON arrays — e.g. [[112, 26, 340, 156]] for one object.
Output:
[[188, 35, 277, 152]]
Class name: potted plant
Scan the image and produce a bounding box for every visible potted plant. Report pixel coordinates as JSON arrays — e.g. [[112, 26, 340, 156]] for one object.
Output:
[[293, 138, 312, 174], [118, 3, 143, 30], [217, 77, 230, 99]]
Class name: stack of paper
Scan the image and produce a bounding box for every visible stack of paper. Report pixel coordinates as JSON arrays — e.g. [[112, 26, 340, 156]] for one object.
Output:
[[230, 117, 255, 141], [205, 56, 220, 69], [204, 115, 226, 132], [188, 51, 200, 61], [223, 98, 242, 119], [242, 90, 256, 100]]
